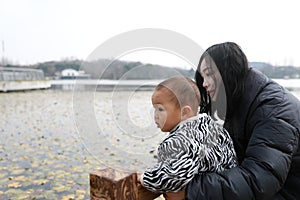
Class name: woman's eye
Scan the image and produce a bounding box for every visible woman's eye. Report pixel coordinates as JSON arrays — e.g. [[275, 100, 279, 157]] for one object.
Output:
[[158, 107, 164, 112], [205, 71, 213, 77]]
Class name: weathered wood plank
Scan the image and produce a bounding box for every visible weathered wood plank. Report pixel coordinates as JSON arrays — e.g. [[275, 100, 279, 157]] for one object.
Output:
[[90, 168, 161, 200]]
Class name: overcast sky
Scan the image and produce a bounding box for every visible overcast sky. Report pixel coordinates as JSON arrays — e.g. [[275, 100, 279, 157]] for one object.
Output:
[[1, 0, 299, 68]]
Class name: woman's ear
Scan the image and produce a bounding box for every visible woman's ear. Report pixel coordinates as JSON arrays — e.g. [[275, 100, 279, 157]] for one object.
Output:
[[181, 105, 193, 120]]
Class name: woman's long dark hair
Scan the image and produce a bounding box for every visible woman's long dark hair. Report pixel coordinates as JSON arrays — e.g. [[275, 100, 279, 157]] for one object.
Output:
[[195, 42, 249, 120]]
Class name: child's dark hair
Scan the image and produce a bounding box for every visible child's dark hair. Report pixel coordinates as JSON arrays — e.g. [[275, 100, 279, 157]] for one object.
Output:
[[156, 76, 200, 114]]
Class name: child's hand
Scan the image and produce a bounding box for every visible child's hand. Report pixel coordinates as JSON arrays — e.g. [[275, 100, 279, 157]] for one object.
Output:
[[136, 173, 145, 186], [163, 188, 186, 200], [136, 173, 141, 183]]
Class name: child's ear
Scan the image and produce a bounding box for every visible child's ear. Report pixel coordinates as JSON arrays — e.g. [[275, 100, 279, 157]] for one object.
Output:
[[181, 105, 193, 120]]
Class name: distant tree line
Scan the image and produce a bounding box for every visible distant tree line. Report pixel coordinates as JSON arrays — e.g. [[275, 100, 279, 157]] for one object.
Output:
[[2, 60, 300, 79], [1, 59, 194, 79], [250, 62, 300, 79], [80, 59, 195, 80]]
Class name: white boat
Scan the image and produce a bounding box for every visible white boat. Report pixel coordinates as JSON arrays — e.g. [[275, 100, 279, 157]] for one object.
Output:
[[0, 67, 51, 92]]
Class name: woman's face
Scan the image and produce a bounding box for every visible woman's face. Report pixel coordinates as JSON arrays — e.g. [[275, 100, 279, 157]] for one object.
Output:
[[200, 59, 222, 102]]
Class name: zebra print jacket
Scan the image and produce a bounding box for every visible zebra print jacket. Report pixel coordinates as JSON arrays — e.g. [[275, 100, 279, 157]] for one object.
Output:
[[141, 113, 237, 193]]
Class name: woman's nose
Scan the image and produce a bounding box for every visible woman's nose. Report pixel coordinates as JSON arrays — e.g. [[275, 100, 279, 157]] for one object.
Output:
[[202, 79, 208, 89]]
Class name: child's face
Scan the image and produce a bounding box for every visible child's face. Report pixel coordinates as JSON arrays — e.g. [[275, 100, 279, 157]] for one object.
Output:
[[151, 88, 181, 132]]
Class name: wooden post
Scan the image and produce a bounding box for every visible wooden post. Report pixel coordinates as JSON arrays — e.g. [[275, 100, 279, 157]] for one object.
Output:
[[90, 168, 162, 200]]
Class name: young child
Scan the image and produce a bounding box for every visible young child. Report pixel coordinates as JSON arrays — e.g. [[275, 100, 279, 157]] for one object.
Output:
[[138, 76, 237, 193]]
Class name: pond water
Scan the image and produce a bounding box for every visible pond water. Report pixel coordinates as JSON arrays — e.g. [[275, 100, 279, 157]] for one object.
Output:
[[0, 89, 162, 199], [0, 88, 299, 199]]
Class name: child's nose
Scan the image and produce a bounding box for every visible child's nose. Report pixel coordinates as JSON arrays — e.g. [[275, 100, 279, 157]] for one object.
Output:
[[154, 111, 159, 120]]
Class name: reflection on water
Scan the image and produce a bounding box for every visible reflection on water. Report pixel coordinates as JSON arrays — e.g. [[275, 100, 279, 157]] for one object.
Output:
[[0, 88, 299, 199]]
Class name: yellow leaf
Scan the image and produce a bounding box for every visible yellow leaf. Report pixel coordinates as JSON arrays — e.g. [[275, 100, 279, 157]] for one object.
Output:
[[8, 182, 22, 188], [76, 194, 85, 200], [11, 169, 24, 175], [0, 172, 7, 179], [25, 189, 34, 194], [76, 189, 86, 196], [13, 176, 26, 181], [53, 185, 65, 192], [33, 179, 49, 185], [62, 194, 75, 200]]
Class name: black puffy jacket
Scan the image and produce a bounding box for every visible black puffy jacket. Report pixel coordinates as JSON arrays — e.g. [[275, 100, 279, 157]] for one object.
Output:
[[186, 68, 300, 200]]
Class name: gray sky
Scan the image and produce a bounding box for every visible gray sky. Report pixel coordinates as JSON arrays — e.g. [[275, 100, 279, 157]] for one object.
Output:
[[1, 0, 299, 67]]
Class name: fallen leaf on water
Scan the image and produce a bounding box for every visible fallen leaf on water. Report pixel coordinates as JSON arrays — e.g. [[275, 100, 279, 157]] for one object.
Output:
[[25, 189, 34, 194], [53, 185, 66, 192], [70, 166, 84, 173], [76, 189, 86, 195], [0, 172, 8, 179], [43, 190, 57, 199], [8, 182, 22, 188], [15, 193, 30, 200], [13, 176, 26, 181], [11, 169, 25, 175], [31, 161, 40, 168], [76, 194, 85, 200], [32, 179, 49, 185], [62, 194, 75, 200]]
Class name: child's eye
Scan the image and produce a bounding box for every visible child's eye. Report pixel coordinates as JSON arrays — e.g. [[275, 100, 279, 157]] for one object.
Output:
[[158, 107, 164, 112]]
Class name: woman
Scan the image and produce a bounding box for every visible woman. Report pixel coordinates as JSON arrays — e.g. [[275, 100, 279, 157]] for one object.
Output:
[[165, 42, 300, 200]]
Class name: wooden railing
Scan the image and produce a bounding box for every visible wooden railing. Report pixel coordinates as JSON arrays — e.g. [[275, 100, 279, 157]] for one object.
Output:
[[90, 168, 162, 200]]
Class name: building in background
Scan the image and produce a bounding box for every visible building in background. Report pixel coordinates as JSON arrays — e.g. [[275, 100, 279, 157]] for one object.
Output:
[[60, 68, 91, 79], [0, 67, 51, 92]]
